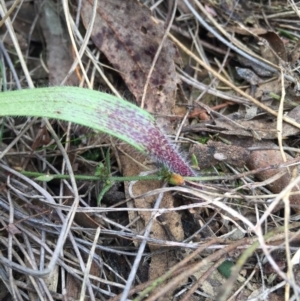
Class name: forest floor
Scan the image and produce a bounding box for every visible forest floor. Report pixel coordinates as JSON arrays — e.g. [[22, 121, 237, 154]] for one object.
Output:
[[1, 1, 300, 300]]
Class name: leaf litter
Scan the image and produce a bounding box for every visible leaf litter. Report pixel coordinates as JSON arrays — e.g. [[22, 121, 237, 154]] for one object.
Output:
[[1, 0, 300, 300]]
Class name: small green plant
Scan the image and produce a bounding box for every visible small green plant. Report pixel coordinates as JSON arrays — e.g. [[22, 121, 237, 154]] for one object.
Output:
[[1, 87, 195, 177], [95, 149, 114, 205]]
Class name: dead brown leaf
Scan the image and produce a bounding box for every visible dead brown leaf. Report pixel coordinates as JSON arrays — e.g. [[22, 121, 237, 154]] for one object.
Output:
[[81, 0, 180, 113], [190, 141, 250, 169], [258, 31, 287, 63]]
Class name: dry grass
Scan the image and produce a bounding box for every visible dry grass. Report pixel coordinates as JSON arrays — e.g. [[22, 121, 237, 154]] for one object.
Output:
[[1, 0, 300, 300]]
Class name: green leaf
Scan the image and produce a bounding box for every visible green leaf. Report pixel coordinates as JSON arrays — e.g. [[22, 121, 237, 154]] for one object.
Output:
[[217, 260, 234, 279], [1, 87, 195, 176], [191, 153, 198, 167]]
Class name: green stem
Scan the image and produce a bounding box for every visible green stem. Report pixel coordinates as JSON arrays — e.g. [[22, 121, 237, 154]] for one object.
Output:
[[19, 170, 164, 182]]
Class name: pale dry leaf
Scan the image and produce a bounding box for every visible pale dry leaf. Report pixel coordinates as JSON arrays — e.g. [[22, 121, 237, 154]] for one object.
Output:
[[214, 118, 278, 139], [290, 39, 300, 65], [254, 78, 287, 99], [282, 105, 300, 136], [7, 223, 21, 235], [214, 105, 300, 138], [39, 1, 78, 85], [227, 26, 267, 36]]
